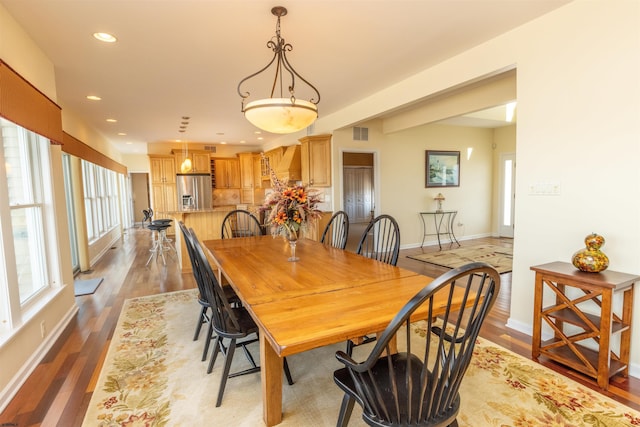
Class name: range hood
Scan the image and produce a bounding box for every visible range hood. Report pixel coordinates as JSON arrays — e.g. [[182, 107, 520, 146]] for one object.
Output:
[[275, 145, 302, 182]]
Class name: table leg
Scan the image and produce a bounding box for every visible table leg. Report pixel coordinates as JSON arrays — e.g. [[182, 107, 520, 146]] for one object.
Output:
[[448, 212, 460, 247], [260, 333, 283, 426], [432, 214, 443, 250]]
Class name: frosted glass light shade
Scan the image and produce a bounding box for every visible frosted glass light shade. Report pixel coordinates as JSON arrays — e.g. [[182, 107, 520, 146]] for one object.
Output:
[[243, 98, 317, 134]]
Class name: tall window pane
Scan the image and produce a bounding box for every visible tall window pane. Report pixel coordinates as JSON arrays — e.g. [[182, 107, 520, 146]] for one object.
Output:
[[2, 119, 49, 303]]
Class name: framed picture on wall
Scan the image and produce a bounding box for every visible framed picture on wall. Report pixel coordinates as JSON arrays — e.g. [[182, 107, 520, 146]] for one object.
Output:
[[425, 150, 460, 187]]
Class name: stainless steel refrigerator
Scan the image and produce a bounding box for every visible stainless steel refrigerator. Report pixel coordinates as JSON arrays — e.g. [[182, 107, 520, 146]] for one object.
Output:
[[176, 174, 212, 211]]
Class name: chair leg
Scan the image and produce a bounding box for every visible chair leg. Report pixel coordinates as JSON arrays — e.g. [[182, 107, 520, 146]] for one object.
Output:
[[336, 394, 355, 427], [215, 338, 237, 407], [193, 306, 207, 341], [346, 340, 354, 356], [202, 321, 215, 362], [145, 231, 160, 266], [284, 357, 294, 385], [241, 342, 258, 368], [207, 336, 222, 374]]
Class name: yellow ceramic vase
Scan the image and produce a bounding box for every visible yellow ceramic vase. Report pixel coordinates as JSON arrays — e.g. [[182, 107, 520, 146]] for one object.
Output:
[[571, 233, 609, 273]]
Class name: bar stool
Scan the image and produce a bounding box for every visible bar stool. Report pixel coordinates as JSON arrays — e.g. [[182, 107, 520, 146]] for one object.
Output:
[[146, 219, 176, 266]]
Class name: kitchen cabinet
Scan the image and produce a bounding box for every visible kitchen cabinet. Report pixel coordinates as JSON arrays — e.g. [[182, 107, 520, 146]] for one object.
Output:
[[173, 150, 211, 174], [300, 134, 332, 187], [261, 147, 285, 181], [213, 158, 240, 189], [252, 154, 263, 189], [149, 156, 178, 233], [239, 153, 256, 203], [151, 181, 177, 214], [150, 155, 176, 184]]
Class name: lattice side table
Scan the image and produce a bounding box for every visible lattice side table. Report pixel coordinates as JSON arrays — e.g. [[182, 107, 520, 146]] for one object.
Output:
[[531, 261, 637, 389]]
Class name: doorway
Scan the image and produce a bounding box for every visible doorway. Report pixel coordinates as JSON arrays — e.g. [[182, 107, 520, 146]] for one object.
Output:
[[130, 173, 150, 227], [343, 152, 375, 251]]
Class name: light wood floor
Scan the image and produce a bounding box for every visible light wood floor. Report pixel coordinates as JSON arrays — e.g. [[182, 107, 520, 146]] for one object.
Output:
[[1, 229, 638, 426]]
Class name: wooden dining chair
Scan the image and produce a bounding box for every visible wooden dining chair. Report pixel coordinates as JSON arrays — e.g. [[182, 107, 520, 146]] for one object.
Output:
[[189, 230, 294, 406], [221, 209, 263, 238], [334, 262, 500, 427], [320, 210, 350, 249], [348, 214, 401, 355]]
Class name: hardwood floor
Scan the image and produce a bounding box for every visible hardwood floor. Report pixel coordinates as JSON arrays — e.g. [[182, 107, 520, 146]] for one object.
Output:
[[1, 230, 638, 426]]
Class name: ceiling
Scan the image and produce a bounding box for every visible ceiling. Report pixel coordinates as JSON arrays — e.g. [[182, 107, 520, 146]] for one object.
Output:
[[1, 1, 568, 154]]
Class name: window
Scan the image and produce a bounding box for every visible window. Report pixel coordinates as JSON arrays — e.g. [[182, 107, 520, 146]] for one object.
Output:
[[0, 117, 52, 305], [82, 160, 119, 242]]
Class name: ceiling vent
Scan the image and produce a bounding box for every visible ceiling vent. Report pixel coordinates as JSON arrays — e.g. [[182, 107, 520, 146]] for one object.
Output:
[[353, 127, 369, 141], [203, 145, 217, 152]]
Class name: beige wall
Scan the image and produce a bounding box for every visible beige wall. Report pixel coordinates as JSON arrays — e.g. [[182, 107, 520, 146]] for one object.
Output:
[[332, 121, 503, 247]]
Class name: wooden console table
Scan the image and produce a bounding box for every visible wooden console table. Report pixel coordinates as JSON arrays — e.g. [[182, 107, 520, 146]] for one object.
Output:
[[531, 261, 637, 389]]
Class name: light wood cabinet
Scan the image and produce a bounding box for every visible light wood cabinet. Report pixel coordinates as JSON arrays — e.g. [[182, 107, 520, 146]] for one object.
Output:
[[213, 158, 240, 189], [252, 154, 263, 189], [239, 153, 255, 203], [150, 156, 176, 184], [173, 150, 211, 174], [149, 156, 178, 230], [151, 182, 177, 213], [261, 147, 285, 182], [300, 134, 332, 187]]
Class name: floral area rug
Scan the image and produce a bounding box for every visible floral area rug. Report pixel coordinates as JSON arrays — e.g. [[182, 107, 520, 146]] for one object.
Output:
[[408, 244, 513, 274], [82, 290, 640, 426]]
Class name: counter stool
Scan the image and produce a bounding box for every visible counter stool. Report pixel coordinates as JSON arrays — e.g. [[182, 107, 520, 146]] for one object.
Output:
[[146, 219, 176, 266]]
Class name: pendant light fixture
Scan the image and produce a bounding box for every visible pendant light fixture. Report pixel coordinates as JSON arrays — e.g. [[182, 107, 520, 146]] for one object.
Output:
[[179, 117, 192, 173], [237, 6, 320, 134]]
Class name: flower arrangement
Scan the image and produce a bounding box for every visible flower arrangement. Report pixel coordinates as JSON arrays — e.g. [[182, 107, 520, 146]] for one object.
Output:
[[260, 159, 322, 241]]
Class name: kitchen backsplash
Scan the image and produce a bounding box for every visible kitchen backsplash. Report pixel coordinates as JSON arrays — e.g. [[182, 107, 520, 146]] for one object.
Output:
[[212, 189, 241, 206]]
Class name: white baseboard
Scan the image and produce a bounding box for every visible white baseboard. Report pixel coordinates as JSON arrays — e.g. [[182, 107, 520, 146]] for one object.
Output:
[[401, 232, 493, 250], [506, 316, 639, 380], [0, 304, 79, 413]]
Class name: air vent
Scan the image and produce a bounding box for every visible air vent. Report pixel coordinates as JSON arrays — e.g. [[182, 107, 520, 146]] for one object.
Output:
[[203, 145, 217, 152], [353, 127, 369, 141]]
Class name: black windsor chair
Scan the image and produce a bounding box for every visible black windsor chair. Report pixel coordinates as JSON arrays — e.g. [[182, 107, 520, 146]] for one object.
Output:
[[189, 230, 294, 407], [334, 262, 500, 427], [320, 210, 350, 249]]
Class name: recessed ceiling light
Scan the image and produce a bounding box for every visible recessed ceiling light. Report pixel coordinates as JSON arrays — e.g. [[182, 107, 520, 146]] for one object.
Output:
[[106, 118, 117, 123], [86, 95, 101, 101], [257, 137, 264, 141], [254, 131, 262, 135], [117, 132, 127, 136], [93, 32, 117, 43], [240, 141, 246, 144], [221, 141, 227, 145], [125, 142, 133, 145]]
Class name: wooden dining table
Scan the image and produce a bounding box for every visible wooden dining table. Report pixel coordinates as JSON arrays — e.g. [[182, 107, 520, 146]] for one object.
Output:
[[204, 235, 469, 426]]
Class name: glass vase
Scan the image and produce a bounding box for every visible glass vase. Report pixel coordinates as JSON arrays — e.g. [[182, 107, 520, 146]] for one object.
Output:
[[287, 237, 300, 262]]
